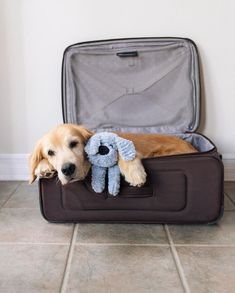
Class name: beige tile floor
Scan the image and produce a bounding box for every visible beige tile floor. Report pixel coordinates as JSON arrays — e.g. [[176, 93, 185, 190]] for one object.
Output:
[[0, 181, 234, 293]]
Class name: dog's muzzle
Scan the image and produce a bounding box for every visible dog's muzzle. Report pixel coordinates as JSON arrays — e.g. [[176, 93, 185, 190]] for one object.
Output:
[[61, 163, 76, 176], [98, 145, 109, 155]]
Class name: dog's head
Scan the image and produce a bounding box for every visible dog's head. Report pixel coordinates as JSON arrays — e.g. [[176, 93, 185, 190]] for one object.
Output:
[[29, 124, 93, 185], [85, 132, 136, 168]]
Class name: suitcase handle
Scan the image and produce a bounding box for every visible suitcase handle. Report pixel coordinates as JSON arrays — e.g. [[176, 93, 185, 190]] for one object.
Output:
[[116, 51, 138, 57]]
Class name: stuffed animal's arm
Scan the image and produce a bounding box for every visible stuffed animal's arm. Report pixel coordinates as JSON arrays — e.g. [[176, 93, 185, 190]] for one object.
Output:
[[91, 165, 106, 193], [108, 165, 121, 196]]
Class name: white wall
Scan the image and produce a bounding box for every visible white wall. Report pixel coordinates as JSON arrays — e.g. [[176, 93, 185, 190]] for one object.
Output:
[[1, 0, 235, 158]]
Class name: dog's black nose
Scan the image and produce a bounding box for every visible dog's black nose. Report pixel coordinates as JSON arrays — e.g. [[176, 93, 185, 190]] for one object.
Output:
[[61, 163, 76, 176], [98, 145, 109, 155]]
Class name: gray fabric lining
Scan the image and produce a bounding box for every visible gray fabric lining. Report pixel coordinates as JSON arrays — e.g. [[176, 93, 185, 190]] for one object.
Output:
[[63, 39, 212, 152], [177, 133, 214, 152], [63, 38, 200, 133]]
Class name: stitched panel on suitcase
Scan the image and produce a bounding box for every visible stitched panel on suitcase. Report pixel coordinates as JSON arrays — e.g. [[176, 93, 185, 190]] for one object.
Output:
[[61, 170, 187, 211]]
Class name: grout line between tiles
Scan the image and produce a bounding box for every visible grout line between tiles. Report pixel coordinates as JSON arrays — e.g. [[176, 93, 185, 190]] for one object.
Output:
[[60, 224, 79, 293], [174, 244, 235, 247], [0, 182, 23, 209], [75, 242, 170, 246], [164, 224, 191, 293], [1, 207, 40, 210], [225, 192, 235, 205], [0, 242, 70, 245], [0, 242, 234, 247]]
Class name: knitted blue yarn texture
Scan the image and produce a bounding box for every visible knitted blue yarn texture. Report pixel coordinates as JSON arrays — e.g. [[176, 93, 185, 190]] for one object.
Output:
[[85, 132, 136, 196]]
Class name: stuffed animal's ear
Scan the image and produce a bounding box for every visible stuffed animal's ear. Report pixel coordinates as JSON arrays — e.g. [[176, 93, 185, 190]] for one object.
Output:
[[115, 137, 136, 161], [85, 135, 101, 155]]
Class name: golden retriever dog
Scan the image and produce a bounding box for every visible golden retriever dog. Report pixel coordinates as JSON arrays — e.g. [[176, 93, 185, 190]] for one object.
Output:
[[29, 124, 197, 186], [29, 124, 92, 185]]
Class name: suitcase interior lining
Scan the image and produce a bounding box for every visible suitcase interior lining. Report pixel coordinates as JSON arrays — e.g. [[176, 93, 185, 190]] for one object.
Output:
[[63, 39, 214, 153], [176, 133, 214, 153], [63, 38, 200, 134]]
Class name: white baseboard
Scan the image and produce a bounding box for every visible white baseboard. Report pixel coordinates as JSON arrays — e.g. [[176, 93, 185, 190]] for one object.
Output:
[[0, 153, 235, 181], [0, 154, 29, 181], [223, 155, 235, 181]]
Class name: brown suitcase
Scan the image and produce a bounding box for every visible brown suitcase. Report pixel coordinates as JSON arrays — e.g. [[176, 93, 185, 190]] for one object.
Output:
[[39, 37, 224, 224]]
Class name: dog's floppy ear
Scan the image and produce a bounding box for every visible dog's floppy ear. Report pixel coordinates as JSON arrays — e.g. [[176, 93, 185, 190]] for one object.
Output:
[[85, 135, 100, 155], [72, 124, 93, 142], [115, 137, 136, 161], [29, 140, 44, 184]]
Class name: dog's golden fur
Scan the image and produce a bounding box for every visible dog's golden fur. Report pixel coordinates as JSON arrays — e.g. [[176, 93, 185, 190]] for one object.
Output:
[[29, 124, 92, 184], [117, 132, 197, 186], [117, 132, 197, 157], [29, 124, 197, 186]]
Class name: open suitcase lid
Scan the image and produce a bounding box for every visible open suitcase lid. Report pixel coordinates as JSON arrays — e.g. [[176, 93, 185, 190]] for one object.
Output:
[[62, 38, 200, 134]]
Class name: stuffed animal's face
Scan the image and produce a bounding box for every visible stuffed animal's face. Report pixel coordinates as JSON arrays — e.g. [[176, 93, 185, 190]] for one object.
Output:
[[85, 132, 136, 168], [85, 133, 118, 168]]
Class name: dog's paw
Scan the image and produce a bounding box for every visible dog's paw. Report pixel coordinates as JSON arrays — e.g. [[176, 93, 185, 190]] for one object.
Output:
[[125, 168, 147, 187], [35, 159, 56, 179], [119, 157, 147, 187]]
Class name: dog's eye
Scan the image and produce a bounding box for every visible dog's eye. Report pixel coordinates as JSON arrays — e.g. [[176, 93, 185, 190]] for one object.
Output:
[[48, 150, 55, 156], [69, 140, 78, 149]]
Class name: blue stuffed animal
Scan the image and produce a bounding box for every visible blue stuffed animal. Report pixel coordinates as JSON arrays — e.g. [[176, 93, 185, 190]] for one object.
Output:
[[85, 132, 136, 196]]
